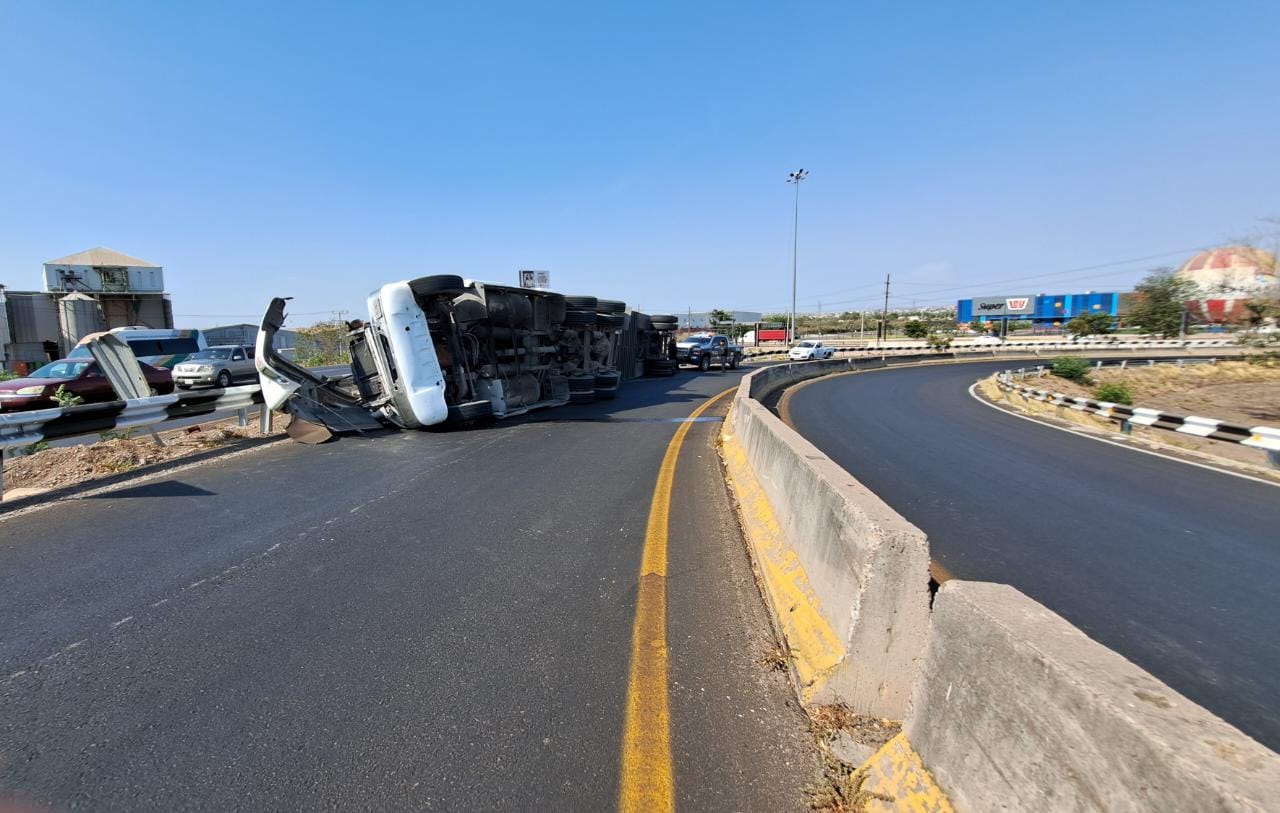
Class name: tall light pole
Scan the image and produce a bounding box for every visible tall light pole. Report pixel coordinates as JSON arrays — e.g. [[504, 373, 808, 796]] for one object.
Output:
[[787, 169, 808, 343]]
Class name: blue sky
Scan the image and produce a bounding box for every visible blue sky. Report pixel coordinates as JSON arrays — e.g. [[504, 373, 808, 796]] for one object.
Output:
[[2, 1, 1277, 326]]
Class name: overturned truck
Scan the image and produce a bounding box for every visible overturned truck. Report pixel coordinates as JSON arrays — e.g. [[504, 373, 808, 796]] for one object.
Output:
[[256, 275, 680, 441]]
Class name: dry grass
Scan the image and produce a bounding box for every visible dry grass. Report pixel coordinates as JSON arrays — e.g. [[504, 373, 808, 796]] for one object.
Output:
[[805, 703, 902, 809], [758, 645, 791, 672], [806, 755, 894, 812], [4, 421, 280, 493]]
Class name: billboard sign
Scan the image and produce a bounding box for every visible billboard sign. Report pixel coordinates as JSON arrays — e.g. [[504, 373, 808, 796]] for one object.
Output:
[[518, 269, 551, 290], [972, 295, 1035, 316]]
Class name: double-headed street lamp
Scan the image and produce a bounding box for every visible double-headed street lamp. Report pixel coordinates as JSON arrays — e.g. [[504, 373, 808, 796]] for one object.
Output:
[[787, 169, 808, 344]]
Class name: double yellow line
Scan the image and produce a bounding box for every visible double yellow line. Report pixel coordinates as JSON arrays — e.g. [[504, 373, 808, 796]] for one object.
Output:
[[618, 386, 736, 813]]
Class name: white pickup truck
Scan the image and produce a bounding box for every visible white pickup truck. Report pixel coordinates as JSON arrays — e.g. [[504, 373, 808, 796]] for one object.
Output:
[[787, 340, 835, 361]]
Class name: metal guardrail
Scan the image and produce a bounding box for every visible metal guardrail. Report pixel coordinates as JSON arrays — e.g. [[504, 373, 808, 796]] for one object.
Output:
[[0, 385, 268, 499], [742, 337, 1240, 361], [992, 363, 1280, 455]]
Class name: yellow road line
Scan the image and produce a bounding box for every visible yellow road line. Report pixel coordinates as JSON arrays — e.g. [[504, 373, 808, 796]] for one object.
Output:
[[618, 385, 737, 813]]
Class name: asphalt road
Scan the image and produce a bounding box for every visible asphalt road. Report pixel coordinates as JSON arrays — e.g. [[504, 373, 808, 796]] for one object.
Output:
[[785, 360, 1280, 750], [0, 365, 815, 810]]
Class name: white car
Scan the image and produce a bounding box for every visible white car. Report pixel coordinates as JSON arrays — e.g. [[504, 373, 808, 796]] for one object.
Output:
[[788, 340, 836, 360], [969, 335, 1004, 346]]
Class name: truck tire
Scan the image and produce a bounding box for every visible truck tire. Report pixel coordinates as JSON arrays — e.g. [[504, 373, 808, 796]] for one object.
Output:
[[650, 314, 677, 323], [597, 313, 625, 328], [409, 275, 466, 298], [729, 355, 740, 370], [565, 295, 598, 310], [597, 298, 626, 314], [563, 309, 596, 325], [569, 389, 596, 404], [699, 355, 711, 371], [567, 374, 595, 393]]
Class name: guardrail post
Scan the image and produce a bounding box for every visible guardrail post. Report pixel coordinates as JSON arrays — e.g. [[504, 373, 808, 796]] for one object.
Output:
[[1119, 419, 1132, 435], [1177, 358, 1184, 368], [1037, 366, 1046, 377], [1095, 360, 1103, 369], [1120, 359, 1128, 369], [259, 407, 272, 434], [1148, 359, 1155, 367], [237, 408, 249, 428]]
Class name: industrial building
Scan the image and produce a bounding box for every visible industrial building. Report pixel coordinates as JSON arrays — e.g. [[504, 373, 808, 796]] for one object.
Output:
[[204, 322, 297, 353], [957, 292, 1119, 328], [677, 310, 765, 330], [1, 247, 174, 372]]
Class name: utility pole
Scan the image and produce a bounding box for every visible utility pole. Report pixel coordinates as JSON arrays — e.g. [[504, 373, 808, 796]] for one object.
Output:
[[880, 274, 891, 346], [817, 300, 822, 340], [860, 310, 865, 342], [688, 305, 692, 333], [787, 169, 808, 343]]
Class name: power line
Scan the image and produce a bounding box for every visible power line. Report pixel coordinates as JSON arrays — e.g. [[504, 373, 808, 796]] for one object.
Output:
[[739, 244, 1207, 313]]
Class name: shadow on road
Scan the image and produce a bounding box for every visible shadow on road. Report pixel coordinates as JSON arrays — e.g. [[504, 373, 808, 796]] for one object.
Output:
[[84, 481, 217, 500]]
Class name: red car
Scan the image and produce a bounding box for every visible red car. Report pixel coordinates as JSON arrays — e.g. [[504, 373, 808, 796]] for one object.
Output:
[[0, 359, 175, 412]]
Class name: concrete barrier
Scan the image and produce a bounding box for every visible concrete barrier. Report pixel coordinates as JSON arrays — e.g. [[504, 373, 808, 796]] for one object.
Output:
[[724, 358, 931, 717], [908, 581, 1280, 811], [725, 353, 1280, 810]]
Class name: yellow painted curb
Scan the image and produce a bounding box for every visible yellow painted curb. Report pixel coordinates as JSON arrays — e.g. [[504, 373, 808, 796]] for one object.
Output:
[[720, 410, 845, 702], [859, 732, 954, 813]]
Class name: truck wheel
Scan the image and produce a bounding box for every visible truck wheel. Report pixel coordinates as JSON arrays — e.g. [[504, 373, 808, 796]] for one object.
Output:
[[408, 275, 466, 298], [729, 355, 740, 370], [563, 309, 596, 325], [216, 371, 232, 388], [699, 355, 711, 371], [597, 298, 626, 314], [565, 295, 598, 310]]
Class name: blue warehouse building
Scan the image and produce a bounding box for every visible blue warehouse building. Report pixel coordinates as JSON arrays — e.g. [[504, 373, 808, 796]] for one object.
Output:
[[957, 292, 1119, 326]]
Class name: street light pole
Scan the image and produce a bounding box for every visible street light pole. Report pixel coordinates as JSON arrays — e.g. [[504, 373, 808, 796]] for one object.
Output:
[[787, 169, 808, 343]]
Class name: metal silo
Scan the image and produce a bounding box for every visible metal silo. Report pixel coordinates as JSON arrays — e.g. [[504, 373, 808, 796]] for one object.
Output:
[[57, 292, 105, 355]]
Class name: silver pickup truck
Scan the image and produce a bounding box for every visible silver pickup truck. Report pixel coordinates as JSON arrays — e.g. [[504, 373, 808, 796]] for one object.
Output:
[[173, 345, 256, 389]]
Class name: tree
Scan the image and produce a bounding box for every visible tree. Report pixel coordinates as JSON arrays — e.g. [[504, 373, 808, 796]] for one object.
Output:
[[1243, 300, 1271, 328], [902, 320, 929, 339], [1066, 311, 1113, 338], [1127, 268, 1196, 338], [926, 332, 953, 352], [709, 309, 733, 326], [294, 321, 352, 366]]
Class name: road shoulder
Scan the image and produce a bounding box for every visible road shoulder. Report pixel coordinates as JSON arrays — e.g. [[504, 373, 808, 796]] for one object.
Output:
[[664, 394, 819, 810]]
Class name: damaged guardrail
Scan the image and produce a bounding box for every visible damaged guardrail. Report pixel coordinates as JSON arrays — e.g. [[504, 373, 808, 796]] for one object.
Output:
[[740, 336, 1239, 360], [0, 333, 270, 500], [720, 350, 1280, 810]]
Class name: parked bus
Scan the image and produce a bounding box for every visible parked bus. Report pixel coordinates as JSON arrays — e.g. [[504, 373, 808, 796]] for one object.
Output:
[[67, 327, 207, 369]]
